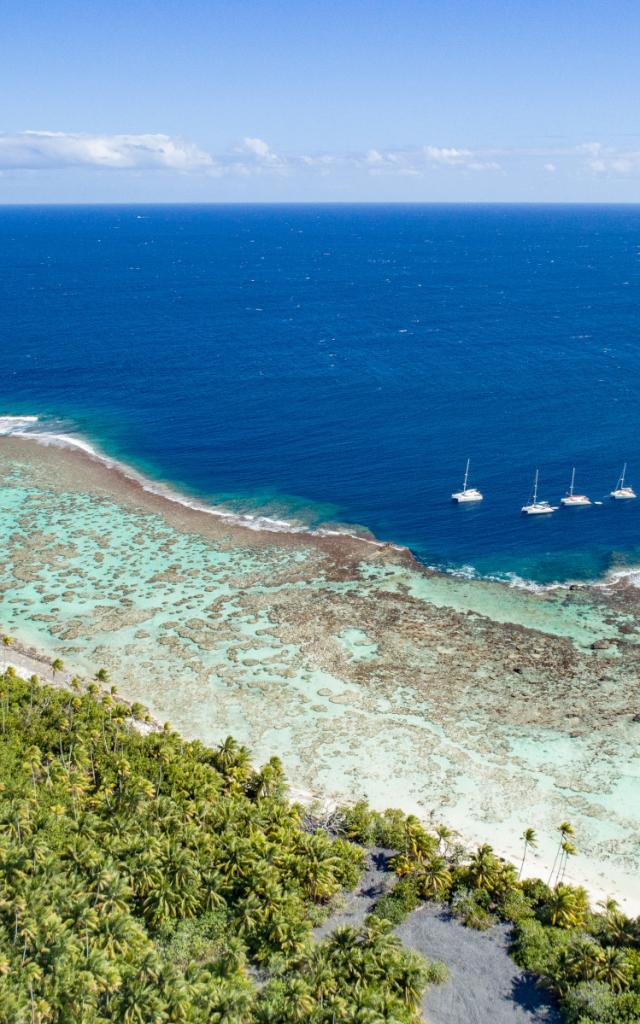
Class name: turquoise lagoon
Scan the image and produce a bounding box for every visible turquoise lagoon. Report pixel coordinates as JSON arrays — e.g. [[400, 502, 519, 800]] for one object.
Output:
[[1, 435, 639, 909]]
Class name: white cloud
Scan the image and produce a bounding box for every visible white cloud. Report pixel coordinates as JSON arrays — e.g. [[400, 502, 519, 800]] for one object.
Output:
[[3, 131, 639, 185], [240, 137, 273, 160], [610, 157, 637, 173], [356, 145, 502, 175], [300, 153, 337, 166], [576, 141, 640, 176], [0, 131, 214, 171], [577, 142, 603, 157], [423, 145, 473, 166], [237, 137, 285, 167], [465, 160, 502, 172]]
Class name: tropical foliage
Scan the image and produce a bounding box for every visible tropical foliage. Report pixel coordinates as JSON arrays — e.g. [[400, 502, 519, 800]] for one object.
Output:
[[341, 801, 640, 1022], [2, 664, 638, 1023], [0, 668, 433, 1023]]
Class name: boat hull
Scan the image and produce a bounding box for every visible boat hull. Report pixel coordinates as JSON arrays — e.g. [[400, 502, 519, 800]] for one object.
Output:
[[561, 495, 592, 506], [521, 504, 557, 515], [452, 490, 483, 503]]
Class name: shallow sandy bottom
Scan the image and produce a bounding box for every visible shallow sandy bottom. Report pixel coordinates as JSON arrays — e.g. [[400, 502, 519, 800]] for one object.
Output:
[[1, 436, 639, 911]]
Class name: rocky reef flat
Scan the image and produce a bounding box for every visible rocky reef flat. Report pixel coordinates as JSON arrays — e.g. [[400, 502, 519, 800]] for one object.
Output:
[[1, 435, 639, 910]]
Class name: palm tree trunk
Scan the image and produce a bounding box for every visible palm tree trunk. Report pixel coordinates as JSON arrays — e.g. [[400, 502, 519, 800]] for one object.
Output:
[[519, 840, 528, 879], [547, 842, 562, 886]]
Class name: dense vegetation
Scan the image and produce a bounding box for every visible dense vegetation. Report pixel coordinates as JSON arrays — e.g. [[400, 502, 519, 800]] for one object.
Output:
[[1, 662, 639, 1023], [341, 802, 640, 1022], [0, 668, 434, 1023]]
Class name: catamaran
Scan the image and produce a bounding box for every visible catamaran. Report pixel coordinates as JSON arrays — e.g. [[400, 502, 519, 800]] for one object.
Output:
[[522, 469, 557, 515], [560, 467, 592, 506], [451, 458, 483, 503], [610, 463, 636, 500]]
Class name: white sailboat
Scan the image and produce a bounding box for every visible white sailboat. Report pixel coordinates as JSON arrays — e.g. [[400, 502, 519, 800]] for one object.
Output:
[[451, 458, 483, 503], [521, 469, 557, 515], [610, 463, 636, 500], [560, 467, 592, 506]]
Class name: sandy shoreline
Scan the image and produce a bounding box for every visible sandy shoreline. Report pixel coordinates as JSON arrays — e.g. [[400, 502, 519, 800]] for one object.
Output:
[[2, 637, 638, 916]]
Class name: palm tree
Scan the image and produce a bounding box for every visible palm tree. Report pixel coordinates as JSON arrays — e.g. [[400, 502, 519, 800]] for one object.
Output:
[[435, 823, 455, 854], [281, 977, 315, 1021], [308, 958, 338, 1005], [403, 816, 437, 860], [467, 843, 502, 894], [250, 757, 286, 800], [94, 667, 110, 684], [2, 635, 13, 647], [28, 673, 39, 709], [548, 821, 575, 885], [561, 936, 604, 984], [417, 856, 452, 900], [597, 946, 632, 992], [394, 955, 428, 1009], [23, 745, 42, 791], [51, 658, 64, 677], [518, 827, 537, 879], [597, 896, 633, 946], [558, 839, 577, 885], [546, 884, 586, 928], [215, 736, 252, 789]]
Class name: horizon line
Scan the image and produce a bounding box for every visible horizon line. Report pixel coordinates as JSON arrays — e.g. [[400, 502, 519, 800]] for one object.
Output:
[[1, 199, 640, 208]]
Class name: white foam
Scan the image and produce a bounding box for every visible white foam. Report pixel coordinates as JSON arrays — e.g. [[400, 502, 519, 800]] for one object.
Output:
[[0, 415, 39, 434], [2, 415, 393, 548], [426, 562, 577, 593], [504, 573, 571, 593], [17, 430, 110, 460], [596, 567, 640, 590], [7, 415, 636, 584]]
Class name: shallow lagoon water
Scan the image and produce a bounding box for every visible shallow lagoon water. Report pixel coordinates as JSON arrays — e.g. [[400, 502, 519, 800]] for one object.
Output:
[[1, 435, 639, 909]]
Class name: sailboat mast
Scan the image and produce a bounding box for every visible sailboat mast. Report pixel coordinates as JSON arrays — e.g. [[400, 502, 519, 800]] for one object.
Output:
[[463, 458, 470, 492], [570, 467, 575, 496], [533, 469, 539, 504], [622, 462, 627, 487]]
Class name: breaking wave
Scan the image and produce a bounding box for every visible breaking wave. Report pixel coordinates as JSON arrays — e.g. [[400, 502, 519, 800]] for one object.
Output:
[[0, 415, 397, 550], [2, 414, 638, 588]]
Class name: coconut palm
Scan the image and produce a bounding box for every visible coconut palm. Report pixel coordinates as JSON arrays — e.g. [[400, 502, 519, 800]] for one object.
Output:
[[435, 823, 455, 854], [0, 664, 509, 1022], [548, 821, 575, 885], [416, 856, 452, 900], [518, 827, 537, 879], [561, 936, 604, 984], [466, 843, 502, 894], [597, 946, 633, 992], [546, 884, 587, 929], [558, 839, 577, 885]]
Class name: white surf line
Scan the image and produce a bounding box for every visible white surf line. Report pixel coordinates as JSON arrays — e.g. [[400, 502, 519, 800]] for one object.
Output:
[[4, 415, 638, 581], [0, 415, 39, 433], [1, 415, 394, 550]]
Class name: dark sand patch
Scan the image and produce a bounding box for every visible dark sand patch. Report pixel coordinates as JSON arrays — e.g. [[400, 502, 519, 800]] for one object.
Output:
[[397, 906, 560, 1024], [317, 854, 559, 1024]]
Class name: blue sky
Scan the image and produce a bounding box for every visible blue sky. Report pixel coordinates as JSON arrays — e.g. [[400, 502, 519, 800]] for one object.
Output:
[[1, 0, 639, 201]]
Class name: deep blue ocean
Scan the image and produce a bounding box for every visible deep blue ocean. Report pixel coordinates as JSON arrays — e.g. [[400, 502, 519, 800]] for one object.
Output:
[[1, 204, 639, 584]]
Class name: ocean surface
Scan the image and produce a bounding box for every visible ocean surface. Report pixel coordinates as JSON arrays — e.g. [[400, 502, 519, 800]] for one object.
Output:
[[2, 203, 640, 584]]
